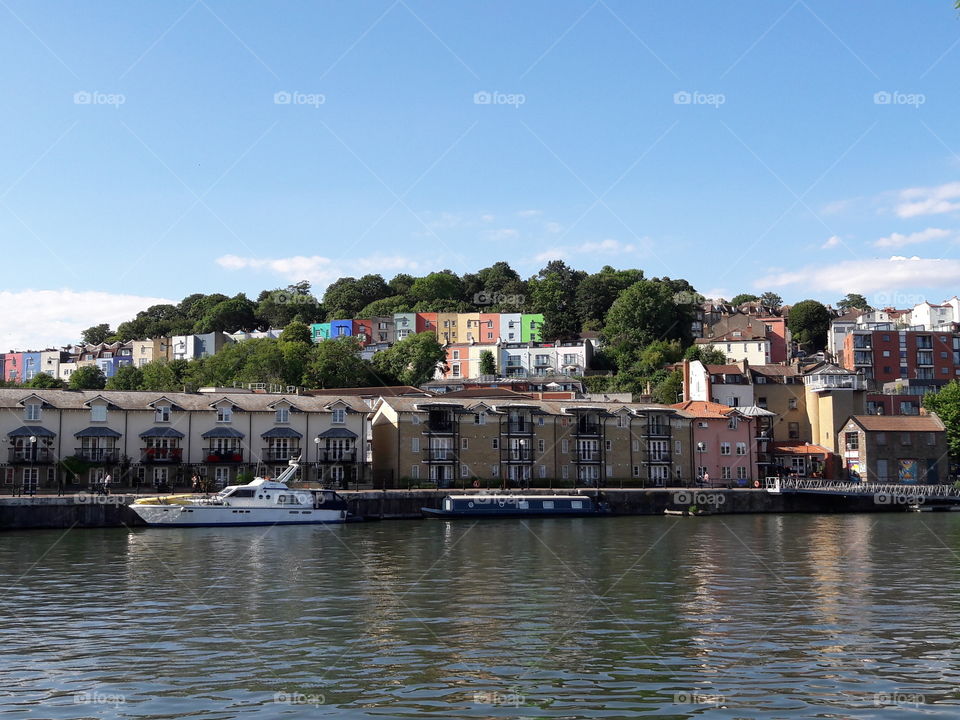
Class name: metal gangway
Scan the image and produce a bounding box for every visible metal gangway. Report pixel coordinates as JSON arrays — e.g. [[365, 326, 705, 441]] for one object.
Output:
[[764, 476, 960, 501]]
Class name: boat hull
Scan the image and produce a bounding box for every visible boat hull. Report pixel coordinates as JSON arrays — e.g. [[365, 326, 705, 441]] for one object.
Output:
[[421, 507, 605, 518], [129, 504, 347, 527]]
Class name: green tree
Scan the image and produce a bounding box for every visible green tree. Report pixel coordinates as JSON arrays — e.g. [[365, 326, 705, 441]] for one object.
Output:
[[358, 296, 412, 318], [759, 291, 783, 308], [371, 332, 446, 386], [684, 344, 728, 365], [256, 282, 324, 328], [69, 365, 106, 390], [787, 299, 831, 351], [529, 260, 586, 340], [194, 293, 257, 333], [81, 324, 113, 345], [651, 369, 684, 404], [116, 304, 184, 341], [105, 365, 144, 391], [323, 275, 391, 319], [302, 337, 376, 388], [140, 360, 181, 392], [388, 273, 416, 296], [730, 293, 759, 306], [478, 350, 496, 376], [837, 293, 870, 312], [924, 381, 960, 458], [27, 373, 64, 389], [409, 270, 464, 305], [602, 279, 691, 369], [574, 266, 644, 328], [279, 321, 312, 345]]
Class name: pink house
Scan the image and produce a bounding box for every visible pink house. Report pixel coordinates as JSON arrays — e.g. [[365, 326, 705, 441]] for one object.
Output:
[[672, 400, 757, 486]]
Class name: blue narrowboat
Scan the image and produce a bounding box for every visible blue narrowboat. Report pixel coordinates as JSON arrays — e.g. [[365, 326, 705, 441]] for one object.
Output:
[[422, 494, 608, 518]]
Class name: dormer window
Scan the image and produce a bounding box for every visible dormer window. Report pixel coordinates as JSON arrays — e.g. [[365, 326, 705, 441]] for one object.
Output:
[[155, 406, 171, 423], [91, 405, 107, 422], [332, 408, 346, 424], [25, 403, 41, 421], [275, 407, 290, 423], [217, 407, 232, 423]]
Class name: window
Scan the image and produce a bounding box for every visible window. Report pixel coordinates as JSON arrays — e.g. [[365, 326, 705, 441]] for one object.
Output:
[[605, 440, 612, 451], [25, 403, 41, 421], [632, 439, 640, 452], [538, 439, 545, 453], [91, 405, 107, 422], [561, 465, 569, 479], [721, 466, 732, 480], [452, 350, 460, 360], [492, 438, 499, 449], [728, 416, 738, 430], [332, 408, 346, 424], [605, 464, 613, 477], [452, 364, 461, 378], [461, 464, 469, 478], [882, 350, 890, 357], [411, 414, 420, 425], [788, 398, 798, 410], [275, 408, 289, 423], [491, 465, 499, 477], [411, 438, 420, 452], [737, 466, 747, 480], [537, 417, 544, 426], [757, 396, 767, 409], [474, 413, 485, 425], [617, 414, 625, 428], [539, 465, 546, 478], [216, 407, 231, 423], [876, 432, 886, 446], [632, 465, 641, 477], [845, 431, 859, 450], [410, 465, 419, 479], [788, 422, 799, 440], [720, 442, 731, 455], [674, 440, 681, 455], [927, 432, 936, 446], [461, 438, 468, 450], [560, 439, 568, 453], [736, 442, 746, 455], [901, 433, 912, 446]]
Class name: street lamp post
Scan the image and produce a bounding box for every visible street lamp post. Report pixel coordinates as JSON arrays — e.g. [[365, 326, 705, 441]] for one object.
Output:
[[697, 442, 705, 487], [29, 435, 37, 497], [314, 437, 321, 488]]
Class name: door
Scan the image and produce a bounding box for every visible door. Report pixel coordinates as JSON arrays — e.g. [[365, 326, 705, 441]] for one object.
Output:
[[21, 468, 39, 494], [153, 467, 169, 488], [214, 467, 231, 489]]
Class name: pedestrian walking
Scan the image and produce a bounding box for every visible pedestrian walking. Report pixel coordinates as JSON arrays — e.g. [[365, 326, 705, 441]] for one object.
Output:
[[102, 473, 112, 496]]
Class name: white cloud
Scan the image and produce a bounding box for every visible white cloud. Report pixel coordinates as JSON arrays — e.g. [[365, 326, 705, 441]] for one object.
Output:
[[821, 198, 856, 215], [0, 289, 174, 351], [483, 228, 520, 242], [480, 213, 495, 223], [516, 209, 542, 218], [874, 227, 951, 248], [756, 255, 960, 294], [216, 253, 420, 288], [893, 181, 960, 218], [530, 238, 637, 263], [545, 221, 563, 234], [821, 235, 842, 249]]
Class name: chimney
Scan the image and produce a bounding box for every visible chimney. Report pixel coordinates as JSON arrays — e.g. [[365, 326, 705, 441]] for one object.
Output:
[[682, 359, 692, 401]]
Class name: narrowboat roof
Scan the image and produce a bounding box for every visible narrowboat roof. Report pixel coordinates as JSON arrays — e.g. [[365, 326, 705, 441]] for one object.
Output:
[[446, 494, 592, 502]]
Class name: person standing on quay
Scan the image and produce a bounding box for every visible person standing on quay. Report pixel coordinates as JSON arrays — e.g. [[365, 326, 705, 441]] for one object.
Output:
[[102, 473, 112, 496]]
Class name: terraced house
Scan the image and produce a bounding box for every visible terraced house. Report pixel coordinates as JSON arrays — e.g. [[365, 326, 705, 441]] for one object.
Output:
[[371, 395, 694, 488], [0, 389, 370, 492]]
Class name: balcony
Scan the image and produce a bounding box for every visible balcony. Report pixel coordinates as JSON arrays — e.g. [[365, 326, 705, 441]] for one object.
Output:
[[805, 375, 864, 392], [534, 357, 553, 368], [203, 448, 245, 463], [424, 449, 456, 462], [260, 448, 302, 463], [74, 448, 119, 463], [317, 449, 357, 463], [502, 448, 532, 462], [140, 447, 183, 463], [646, 423, 671, 438], [648, 452, 672, 464], [574, 452, 601, 463], [426, 420, 455, 434], [8, 448, 55, 464], [505, 421, 533, 435], [573, 423, 601, 436]]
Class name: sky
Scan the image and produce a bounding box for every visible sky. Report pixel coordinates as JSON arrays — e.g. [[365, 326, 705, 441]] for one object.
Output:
[[2, 0, 960, 350]]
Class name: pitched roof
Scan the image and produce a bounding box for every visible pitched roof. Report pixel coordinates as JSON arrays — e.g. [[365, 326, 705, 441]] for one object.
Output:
[[849, 414, 945, 432], [771, 442, 832, 455], [670, 400, 740, 419], [704, 364, 745, 375], [437, 388, 535, 399]]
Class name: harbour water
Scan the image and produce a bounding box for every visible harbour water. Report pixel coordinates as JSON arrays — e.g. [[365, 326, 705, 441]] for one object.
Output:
[[3, 514, 960, 718]]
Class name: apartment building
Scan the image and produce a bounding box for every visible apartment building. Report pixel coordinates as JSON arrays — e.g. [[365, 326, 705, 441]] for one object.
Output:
[[0, 389, 370, 491], [371, 397, 694, 488], [840, 414, 947, 483], [671, 401, 759, 485], [130, 339, 171, 367], [171, 332, 233, 361], [695, 333, 770, 365]]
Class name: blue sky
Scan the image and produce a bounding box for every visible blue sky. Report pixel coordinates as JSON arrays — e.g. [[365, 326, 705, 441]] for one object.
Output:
[[2, 1, 960, 349]]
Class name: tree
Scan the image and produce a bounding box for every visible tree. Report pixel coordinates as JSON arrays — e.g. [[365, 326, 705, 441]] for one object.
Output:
[[81, 324, 113, 345], [140, 360, 181, 392], [105, 365, 144, 391], [27, 373, 64, 389], [574, 266, 644, 328], [684, 344, 728, 365], [651, 369, 684, 404], [730, 293, 759, 306], [388, 273, 416, 297], [69, 365, 106, 390], [116, 304, 184, 341], [837, 293, 870, 312], [409, 271, 464, 305], [193, 294, 258, 333], [602, 279, 691, 369], [529, 260, 586, 340], [924, 381, 960, 458], [358, 296, 412, 318], [787, 299, 831, 351], [371, 332, 446, 386], [256, 282, 324, 329], [279, 321, 312, 345], [478, 350, 496, 376], [323, 275, 390, 319], [759, 291, 783, 308], [302, 337, 376, 388]]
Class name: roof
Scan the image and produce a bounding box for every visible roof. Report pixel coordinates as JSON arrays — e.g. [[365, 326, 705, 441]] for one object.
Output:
[[140, 427, 185, 439], [437, 388, 535, 399], [261, 427, 303, 439], [317, 427, 358, 439], [848, 414, 945, 432], [201, 427, 246, 439], [704, 365, 745, 375], [7, 425, 56, 437], [376, 396, 688, 418], [696, 334, 767, 343], [750, 365, 799, 378], [735, 405, 777, 417], [304, 386, 429, 398], [669, 401, 741, 419], [75, 426, 122, 438], [772, 442, 832, 455]]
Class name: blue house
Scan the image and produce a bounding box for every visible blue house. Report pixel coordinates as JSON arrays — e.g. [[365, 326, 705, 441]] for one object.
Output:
[[330, 320, 353, 339], [310, 323, 331, 342], [21, 352, 41, 382]]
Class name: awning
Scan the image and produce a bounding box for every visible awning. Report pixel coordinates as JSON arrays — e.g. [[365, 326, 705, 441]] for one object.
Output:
[[139, 427, 185, 439], [316, 428, 358, 439], [7, 426, 56, 438], [201, 427, 245, 439], [261, 427, 303, 439], [75, 427, 122, 438]]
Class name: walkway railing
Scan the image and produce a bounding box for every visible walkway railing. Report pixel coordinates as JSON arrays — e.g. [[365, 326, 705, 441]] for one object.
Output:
[[764, 477, 957, 499]]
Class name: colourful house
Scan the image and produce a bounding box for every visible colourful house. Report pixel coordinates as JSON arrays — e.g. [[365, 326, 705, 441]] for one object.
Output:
[[671, 400, 757, 486], [21, 352, 40, 382], [457, 312, 480, 343], [478, 313, 500, 344], [0, 355, 5, 383], [415, 312, 437, 334], [330, 320, 353, 339], [521, 314, 544, 342], [352, 319, 372, 346], [394, 313, 416, 341], [500, 313, 521, 342], [310, 323, 331, 342]]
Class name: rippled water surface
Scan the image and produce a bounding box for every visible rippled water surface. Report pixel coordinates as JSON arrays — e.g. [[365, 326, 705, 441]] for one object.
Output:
[[4, 514, 960, 718]]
